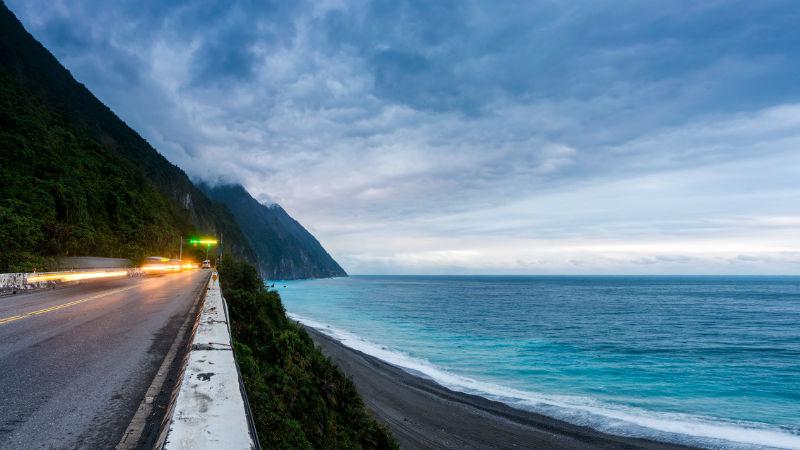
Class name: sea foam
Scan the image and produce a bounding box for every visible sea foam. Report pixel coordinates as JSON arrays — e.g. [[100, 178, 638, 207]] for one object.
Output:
[[290, 312, 800, 450]]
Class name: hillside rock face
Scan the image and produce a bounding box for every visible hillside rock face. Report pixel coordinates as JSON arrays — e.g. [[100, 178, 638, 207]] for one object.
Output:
[[202, 184, 347, 280]]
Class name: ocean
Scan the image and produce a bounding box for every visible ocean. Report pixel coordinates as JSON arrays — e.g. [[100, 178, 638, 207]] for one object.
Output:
[[276, 276, 800, 449]]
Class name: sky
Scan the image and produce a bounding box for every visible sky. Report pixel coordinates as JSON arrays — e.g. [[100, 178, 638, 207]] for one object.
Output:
[[8, 0, 800, 274]]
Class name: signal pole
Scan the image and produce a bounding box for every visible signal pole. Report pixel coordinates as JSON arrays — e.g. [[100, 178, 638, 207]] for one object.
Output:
[[179, 236, 183, 261]]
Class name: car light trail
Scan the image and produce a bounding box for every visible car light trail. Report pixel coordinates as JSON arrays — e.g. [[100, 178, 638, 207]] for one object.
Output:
[[141, 258, 199, 274], [27, 270, 129, 283], [141, 264, 179, 273]]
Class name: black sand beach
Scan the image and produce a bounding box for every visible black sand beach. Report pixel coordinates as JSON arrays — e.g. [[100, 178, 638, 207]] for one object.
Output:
[[304, 326, 695, 450]]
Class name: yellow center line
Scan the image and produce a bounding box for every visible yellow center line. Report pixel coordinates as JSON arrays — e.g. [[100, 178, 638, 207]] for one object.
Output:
[[0, 285, 139, 326]]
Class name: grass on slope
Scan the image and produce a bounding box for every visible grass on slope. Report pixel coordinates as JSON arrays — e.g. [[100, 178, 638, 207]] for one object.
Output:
[[218, 257, 397, 450]]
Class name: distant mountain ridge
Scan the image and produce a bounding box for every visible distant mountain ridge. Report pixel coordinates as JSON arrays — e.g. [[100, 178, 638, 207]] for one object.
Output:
[[202, 184, 347, 280]]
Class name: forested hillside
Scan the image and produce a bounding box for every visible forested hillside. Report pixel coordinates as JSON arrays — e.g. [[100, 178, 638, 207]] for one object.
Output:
[[0, 71, 186, 271], [0, 2, 256, 271]]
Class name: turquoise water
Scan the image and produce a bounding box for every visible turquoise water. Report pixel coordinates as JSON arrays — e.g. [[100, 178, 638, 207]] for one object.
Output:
[[277, 276, 800, 449]]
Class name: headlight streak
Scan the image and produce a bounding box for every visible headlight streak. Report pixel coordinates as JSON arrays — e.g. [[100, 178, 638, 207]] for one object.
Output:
[[141, 261, 199, 274], [23, 260, 201, 283], [27, 270, 129, 283]]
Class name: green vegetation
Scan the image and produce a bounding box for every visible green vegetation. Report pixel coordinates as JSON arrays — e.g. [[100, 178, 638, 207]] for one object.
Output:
[[0, 71, 192, 271], [219, 257, 397, 450], [0, 2, 257, 271]]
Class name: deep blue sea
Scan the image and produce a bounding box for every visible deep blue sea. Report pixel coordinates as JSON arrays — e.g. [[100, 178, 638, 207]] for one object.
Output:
[[277, 276, 800, 449]]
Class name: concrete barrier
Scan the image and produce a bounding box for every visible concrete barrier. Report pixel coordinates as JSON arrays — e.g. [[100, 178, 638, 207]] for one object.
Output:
[[0, 273, 30, 292], [159, 273, 258, 450]]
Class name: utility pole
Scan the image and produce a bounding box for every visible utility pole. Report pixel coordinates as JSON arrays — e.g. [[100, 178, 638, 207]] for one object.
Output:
[[218, 234, 223, 268], [179, 236, 183, 261]]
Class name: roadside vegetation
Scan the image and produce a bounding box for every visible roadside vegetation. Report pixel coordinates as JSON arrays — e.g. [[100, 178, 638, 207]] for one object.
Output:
[[0, 72, 190, 272], [219, 257, 397, 450]]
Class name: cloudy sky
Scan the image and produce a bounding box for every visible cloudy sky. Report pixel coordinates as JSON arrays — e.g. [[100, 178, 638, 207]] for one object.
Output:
[[9, 0, 800, 274]]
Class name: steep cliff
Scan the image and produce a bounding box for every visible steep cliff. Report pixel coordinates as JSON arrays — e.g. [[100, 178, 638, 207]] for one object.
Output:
[[202, 184, 347, 280]]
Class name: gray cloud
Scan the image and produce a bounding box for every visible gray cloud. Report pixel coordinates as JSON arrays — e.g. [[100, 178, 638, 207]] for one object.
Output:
[[8, 0, 800, 274]]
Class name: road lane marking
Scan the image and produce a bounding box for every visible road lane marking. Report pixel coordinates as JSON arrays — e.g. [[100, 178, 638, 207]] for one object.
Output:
[[0, 285, 139, 326]]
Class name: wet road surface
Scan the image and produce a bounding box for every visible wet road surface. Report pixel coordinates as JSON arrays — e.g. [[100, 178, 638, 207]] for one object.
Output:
[[0, 270, 209, 449]]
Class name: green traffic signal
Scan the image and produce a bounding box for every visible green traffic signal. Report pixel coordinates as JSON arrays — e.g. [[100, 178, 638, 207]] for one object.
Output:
[[187, 237, 217, 246]]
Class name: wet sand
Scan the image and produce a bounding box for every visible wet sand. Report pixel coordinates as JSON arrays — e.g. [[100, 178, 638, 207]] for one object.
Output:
[[304, 326, 695, 450]]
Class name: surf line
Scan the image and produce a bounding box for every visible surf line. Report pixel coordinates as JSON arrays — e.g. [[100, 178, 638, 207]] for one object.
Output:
[[0, 285, 139, 326]]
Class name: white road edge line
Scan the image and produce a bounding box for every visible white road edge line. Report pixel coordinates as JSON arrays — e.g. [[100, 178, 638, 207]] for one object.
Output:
[[115, 273, 209, 450]]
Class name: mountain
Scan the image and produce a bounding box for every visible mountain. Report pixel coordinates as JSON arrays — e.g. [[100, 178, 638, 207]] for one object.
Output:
[[0, 2, 257, 270], [201, 184, 347, 280]]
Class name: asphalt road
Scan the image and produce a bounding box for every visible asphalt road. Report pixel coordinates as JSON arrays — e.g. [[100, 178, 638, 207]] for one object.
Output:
[[0, 270, 210, 450]]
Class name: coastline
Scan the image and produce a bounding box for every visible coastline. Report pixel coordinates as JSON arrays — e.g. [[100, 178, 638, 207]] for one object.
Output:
[[303, 325, 695, 450]]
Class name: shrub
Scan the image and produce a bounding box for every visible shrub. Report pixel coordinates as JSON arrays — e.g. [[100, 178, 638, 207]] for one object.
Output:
[[219, 257, 397, 450]]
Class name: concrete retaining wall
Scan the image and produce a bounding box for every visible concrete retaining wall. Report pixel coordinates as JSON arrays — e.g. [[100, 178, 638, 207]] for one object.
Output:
[[159, 273, 257, 450], [56, 257, 132, 270]]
